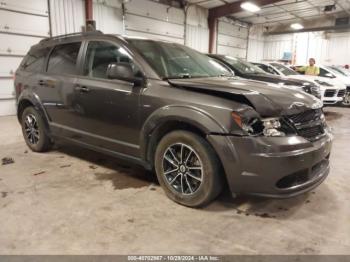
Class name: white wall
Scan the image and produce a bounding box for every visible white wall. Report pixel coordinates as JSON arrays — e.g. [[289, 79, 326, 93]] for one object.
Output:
[[125, 0, 185, 44], [260, 31, 350, 66], [0, 0, 50, 116], [185, 5, 209, 53], [93, 0, 123, 34], [247, 25, 264, 62], [50, 0, 85, 36], [262, 34, 294, 62], [217, 18, 249, 59]]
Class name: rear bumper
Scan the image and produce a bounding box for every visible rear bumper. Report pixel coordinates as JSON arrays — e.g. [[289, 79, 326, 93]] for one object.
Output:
[[208, 130, 332, 198]]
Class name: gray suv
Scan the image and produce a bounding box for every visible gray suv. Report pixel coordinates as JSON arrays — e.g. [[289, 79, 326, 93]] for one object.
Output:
[[15, 31, 332, 207]]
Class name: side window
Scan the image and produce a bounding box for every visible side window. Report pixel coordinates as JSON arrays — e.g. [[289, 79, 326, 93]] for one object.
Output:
[[268, 66, 279, 75], [21, 47, 51, 72], [319, 68, 334, 78], [258, 64, 271, 74], [83, 41, 141, 79], [47, 42, 81, 75], [319, 68, 328, 77], [259, 65, 269, 73]]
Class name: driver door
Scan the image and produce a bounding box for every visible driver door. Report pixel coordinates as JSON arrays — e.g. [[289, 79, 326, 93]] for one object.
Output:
[[73, 40, 143, 157]]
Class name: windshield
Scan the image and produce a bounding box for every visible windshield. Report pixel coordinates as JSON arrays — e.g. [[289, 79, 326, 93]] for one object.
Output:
[[329, 66, 350, 77], [127, 39, 231, 79], [220, 56, 266, 75], [271, 63, 298, 76]]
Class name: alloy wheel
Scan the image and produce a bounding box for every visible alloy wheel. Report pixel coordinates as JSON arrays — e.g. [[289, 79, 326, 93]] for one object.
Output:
[[162, 143, 203, 195], [24, 114, 40, 145]]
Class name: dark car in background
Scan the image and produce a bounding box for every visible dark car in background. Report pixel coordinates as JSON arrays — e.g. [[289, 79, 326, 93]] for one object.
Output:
[[208, 54, 321, 99], [15, 32, 332, 207]]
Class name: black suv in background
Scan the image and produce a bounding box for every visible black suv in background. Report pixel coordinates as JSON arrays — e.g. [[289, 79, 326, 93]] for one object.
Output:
[[208, 54, 321, 99], [15, 32, 332, 207]]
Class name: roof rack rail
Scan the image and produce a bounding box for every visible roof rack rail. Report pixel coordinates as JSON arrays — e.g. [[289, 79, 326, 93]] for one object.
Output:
[[40, 30, 103, 43]]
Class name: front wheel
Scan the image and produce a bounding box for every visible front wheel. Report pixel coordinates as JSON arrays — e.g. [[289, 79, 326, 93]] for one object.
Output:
[[154, 131, 223, 207]]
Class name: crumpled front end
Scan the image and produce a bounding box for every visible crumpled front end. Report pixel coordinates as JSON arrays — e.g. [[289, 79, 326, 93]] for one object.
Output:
[[208, 108, 332, 198]]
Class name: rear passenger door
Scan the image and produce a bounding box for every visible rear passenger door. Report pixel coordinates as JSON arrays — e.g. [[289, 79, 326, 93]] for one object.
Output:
[[42, 41, 83, 131], [73, 40, 143, 157]]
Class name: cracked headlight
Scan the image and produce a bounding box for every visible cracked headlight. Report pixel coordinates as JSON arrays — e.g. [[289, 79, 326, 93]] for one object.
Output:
[[262, 118, 285, 137], [231, 110, 287, 137]]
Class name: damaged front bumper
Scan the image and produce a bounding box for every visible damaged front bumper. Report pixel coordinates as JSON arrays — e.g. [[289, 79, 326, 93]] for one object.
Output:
[[208, 131, 332, 198]]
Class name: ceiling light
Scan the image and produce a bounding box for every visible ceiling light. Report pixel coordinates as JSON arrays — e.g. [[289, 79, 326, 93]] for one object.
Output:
[[241, 2, 261, 12], [290, 23, 304, 30]]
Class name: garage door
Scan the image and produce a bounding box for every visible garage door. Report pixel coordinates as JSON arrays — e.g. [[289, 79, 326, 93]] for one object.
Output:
[[217, 18, 248, 59], [0, 0, 50, 116], [125, 0, 185, 44]]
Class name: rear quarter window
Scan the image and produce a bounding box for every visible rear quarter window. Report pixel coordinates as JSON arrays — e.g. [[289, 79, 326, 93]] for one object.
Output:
[[20, 47, 51, 73]]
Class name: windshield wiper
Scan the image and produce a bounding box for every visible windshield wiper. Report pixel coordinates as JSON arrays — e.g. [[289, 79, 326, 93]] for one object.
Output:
[[163, 73, 191, 80]]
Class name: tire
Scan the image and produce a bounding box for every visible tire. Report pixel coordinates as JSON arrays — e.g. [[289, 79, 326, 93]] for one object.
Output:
[[20, 106, 52, 152], [154, 130, 223, 207], [343, 92, 350, 106]]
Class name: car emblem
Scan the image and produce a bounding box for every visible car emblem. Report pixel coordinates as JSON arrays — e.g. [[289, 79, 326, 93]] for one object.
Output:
[[289, 102, 305, 109]]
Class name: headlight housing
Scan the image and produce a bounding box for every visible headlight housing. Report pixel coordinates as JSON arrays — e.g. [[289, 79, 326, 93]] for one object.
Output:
[[231, 110, 291, 137], [261, 118, 285, 137]]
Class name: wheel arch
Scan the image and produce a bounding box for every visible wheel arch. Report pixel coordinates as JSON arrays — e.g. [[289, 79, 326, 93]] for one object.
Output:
[[140, 105, 228, 169], [17, 92, 51, 131]]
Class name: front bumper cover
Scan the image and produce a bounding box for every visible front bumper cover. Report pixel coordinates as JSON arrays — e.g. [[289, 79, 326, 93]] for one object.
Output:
[[207, 131, 332, 198]]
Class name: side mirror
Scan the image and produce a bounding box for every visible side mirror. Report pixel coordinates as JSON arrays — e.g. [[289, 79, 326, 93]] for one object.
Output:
[[107, 62, 143, 85]]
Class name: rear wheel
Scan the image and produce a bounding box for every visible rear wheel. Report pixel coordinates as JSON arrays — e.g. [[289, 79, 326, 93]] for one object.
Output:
[[21, 107, 52, 152], [154, 130, 223, 207]]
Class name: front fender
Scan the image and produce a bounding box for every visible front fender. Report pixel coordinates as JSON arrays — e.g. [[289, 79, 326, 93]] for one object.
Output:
[[140, 105, 229, 162]]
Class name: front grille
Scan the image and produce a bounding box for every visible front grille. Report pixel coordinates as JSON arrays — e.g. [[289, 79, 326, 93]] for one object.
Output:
[[288, 109, 322, 124], [298, 125, 324, 139], [285, 109, 325, 141], [324, 89, 336, 97], [338, 89, 346, 97]]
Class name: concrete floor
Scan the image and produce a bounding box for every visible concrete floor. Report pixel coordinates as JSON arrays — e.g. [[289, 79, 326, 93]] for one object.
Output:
[[0, 107, 349, 255]]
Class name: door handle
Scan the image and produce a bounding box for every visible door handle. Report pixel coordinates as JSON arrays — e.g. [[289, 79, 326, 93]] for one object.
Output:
[[75, 85, 90, 93]]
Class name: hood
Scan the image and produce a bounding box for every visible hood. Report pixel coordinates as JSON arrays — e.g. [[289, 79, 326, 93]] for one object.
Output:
[[245, 73, 314, 88], [168, 77, 322, 117], [287, 75, 346, 89]]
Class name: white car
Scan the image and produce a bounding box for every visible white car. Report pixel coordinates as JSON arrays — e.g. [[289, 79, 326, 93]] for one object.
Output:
[[326, 66, 350, 105], [254, 62, 346, 106]]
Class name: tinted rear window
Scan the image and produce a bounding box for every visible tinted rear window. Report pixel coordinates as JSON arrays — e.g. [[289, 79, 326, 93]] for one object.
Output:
[[21, 47, 51, 72], [47, 42, 81, 75]]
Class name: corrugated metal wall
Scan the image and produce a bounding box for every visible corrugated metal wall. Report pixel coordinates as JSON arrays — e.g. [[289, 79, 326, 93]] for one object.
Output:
[[93, 0, 123, 34], [185, 5, 209, 53], [247, 25, 264, 62], [217, 18, 249, 59], [263, 34, 294, 62], [50, 0, 85, 36], [0, 0, 50, 116], [261, 31, 350, 65]]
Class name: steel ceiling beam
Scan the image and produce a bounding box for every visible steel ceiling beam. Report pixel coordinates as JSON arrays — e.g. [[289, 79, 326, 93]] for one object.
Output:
[[208, 0, 285, 53], [208, 0, 285, 20]]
